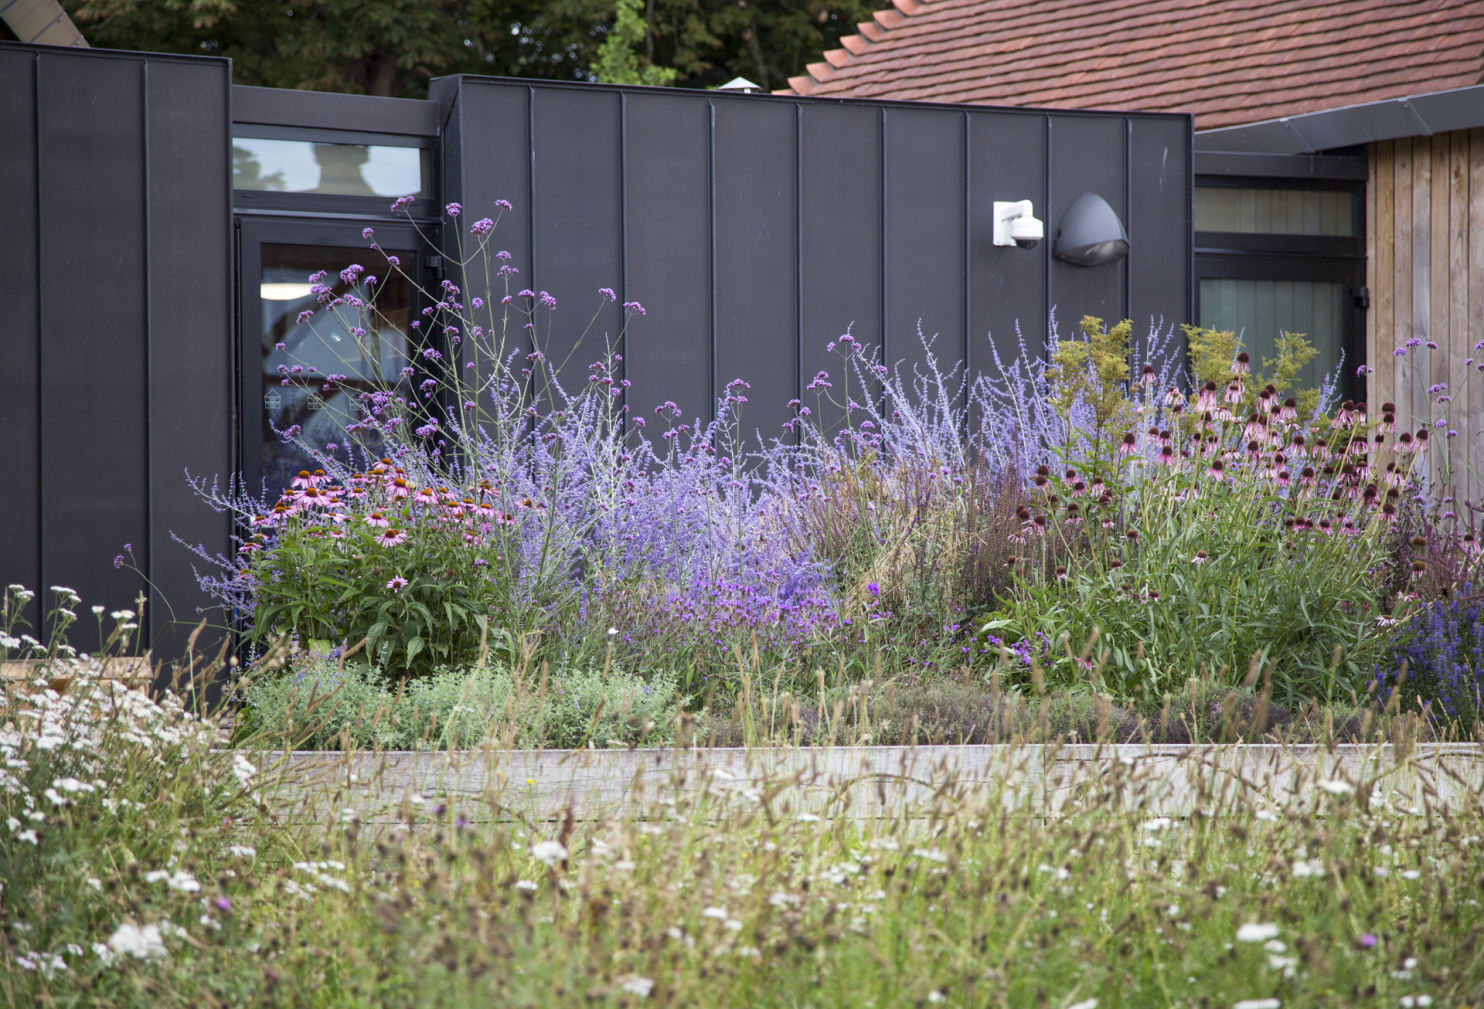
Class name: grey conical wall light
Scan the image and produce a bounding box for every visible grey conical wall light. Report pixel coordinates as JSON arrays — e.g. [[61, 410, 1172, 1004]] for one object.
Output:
[[1053, 192, 1129, 267]]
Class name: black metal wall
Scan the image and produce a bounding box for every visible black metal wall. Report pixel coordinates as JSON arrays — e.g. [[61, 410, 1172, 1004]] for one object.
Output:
[[432, 77, 1192, 437], [0, 44, 233, 658]]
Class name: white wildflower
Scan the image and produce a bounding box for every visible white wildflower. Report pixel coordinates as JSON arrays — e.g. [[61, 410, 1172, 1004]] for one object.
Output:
[[227, 845, 257, 858], [1068, 1000, 1098, 1009], [913, 848, 948, 864], [618, 975, 654, 997], [530, 840, 567, 865], [1317, 779, 1354, 796], [1236, 922, 1280, 943], [701, 906, 729, 920], [1232, 1000, 1281, 1009], [514, 879, 538, 891], [106, 921, 169, 961]]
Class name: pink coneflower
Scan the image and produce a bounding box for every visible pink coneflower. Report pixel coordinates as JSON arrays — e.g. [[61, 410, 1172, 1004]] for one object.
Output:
[[1276, 469, 1291, 487], [1278, 396, 1298, 423], [389, 476, 412, 500], [414, 486, 438, 505], [386, 575, 408, 592], [290, 470, 315, 490], [1381, 411, 1396, 433], [1208, 458, 1226, 481], [1164, 385, 1186, 408], [1191, 550, 1210, 564], [377, 528, 408, 547], [1140, 364, 1157, 386], [1395, 432, 1415, 455], [1120, 432, 1138, 456], [1415, 428, 1430, 453], [366, 511, 390, 528], [1225, 380, 1245, 404], [1196, 381, 1219, 411], [1157, 443, 1176, 465], [1233, 351, 1250, 375], [1332, 400, 1356, 427]]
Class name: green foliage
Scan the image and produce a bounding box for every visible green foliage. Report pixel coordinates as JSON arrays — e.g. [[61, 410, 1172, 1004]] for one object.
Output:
[[592, 0, 677, 86], [1045, 315, 1138, 469], [237, 657, 681, 749], [982, 460, 1394, 708], [1183, 323, 1324, 419], [55, 0, 878, 96], [247, 512, 501, 677]]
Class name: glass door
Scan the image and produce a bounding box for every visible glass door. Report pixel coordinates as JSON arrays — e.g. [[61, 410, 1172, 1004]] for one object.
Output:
[[237, 218, 430, 502]]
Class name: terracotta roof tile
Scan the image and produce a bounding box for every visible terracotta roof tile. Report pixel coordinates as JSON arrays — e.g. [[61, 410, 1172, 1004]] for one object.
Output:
[[781, 0, 1484, 129]]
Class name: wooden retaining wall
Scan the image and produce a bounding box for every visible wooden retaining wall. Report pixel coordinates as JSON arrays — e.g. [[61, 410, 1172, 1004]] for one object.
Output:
[[254, 743, 1484, 824], [1367, 130, 1484, 502]]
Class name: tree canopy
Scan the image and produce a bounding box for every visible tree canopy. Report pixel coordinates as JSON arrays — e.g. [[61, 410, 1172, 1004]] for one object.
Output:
[[45, 0, 877, 97]]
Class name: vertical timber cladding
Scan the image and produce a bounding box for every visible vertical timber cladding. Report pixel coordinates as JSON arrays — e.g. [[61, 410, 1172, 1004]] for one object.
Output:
[[0, 44, 232, 656], [1369, 130, 1484, 503], [435, 77, 1191, 436]]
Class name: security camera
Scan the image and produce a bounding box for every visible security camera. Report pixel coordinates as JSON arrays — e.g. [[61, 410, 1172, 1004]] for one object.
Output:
[[993, 200, 1045, 249], [1008, 214, 1044, 249]]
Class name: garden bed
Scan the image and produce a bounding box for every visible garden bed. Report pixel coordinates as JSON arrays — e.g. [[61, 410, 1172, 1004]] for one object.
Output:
[[253, 741, 1484, 824]]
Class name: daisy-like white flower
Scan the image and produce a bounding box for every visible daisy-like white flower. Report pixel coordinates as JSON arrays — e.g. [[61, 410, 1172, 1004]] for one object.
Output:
[[1236, 922, 1280, 943], [530, 840, 567, 865]]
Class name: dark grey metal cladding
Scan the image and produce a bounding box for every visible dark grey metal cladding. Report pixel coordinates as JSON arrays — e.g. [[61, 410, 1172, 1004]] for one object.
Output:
[[529, 87, 624, 402], [799, 101, 883, 438], [147, 58, 234, 664], [233, 84, 440, 138], [1129, 115, 1194, 364], [37, 51, 150, 645], [435, 78, 1192, 446], [1048, 115, 1129, 333], [0, 47, 42, 632], [967, 111, 1048, 381], [711, 97, 799, 445], [0, 43, 231, 656], [623, 91, 712, 430], [430, 78, 534, 405], [883, 106, 967, 403]]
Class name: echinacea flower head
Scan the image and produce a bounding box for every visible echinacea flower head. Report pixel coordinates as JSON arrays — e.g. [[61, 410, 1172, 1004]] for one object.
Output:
[[386, 576, 408, 592], [377, 528, 408, 548]]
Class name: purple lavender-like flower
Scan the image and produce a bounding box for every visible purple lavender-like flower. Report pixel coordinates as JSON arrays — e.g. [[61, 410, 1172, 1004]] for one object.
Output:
[[470, 217, 494, 235], [445, 202, 463, 217]]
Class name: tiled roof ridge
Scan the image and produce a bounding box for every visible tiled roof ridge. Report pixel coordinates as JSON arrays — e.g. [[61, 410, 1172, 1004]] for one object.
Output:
[[822, 2, 1480, 68], [780, 0, 1484, 130], [833, 24, 1483, 102]]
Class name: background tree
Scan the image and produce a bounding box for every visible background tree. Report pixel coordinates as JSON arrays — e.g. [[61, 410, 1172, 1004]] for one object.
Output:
[[592, 0, 676, 86], [19, 0, 876, 96]]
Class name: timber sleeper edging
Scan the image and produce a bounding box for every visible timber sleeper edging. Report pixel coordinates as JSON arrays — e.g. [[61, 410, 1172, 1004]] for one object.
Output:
[[244, 743, 1484, 824]]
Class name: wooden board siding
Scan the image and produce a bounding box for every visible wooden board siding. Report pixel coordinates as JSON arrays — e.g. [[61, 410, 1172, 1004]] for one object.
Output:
[[1369, 129, 1484, 503]]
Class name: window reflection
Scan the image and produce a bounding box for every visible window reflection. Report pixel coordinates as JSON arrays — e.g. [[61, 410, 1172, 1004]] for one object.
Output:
[[233, 138, 427, 198], [1199, 279, 1346, 391], [259, 244, 414, 498]]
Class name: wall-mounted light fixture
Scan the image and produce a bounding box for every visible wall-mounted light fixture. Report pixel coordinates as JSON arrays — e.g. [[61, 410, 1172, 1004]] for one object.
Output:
[[992, 200, 1044, 249], [1053, 192, 1129, 267]]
